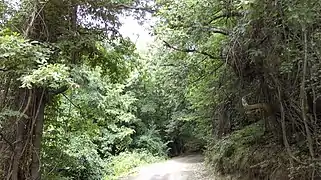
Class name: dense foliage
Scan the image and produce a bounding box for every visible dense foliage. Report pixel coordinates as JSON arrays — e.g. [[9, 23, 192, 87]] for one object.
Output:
[[152, 0, 321, 179], [0, 0, 166, 179], [1, 0, 321, 179]]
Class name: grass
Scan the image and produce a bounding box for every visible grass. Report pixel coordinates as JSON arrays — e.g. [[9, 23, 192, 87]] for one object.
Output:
[[104, 150, 166, 180], [205, 121, 289, 179]]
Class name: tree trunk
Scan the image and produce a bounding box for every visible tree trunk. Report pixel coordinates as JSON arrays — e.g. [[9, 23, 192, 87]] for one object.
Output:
[[9, 88, 47, 180], [31, 89, 46, 180], [11, 89, 30, 180]]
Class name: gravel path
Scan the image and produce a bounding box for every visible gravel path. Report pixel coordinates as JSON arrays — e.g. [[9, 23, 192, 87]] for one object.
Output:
[[122, 154, 213, 180]]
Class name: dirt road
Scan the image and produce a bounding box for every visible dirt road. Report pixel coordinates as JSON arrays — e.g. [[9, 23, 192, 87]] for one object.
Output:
[[122, 154, 212, 180]]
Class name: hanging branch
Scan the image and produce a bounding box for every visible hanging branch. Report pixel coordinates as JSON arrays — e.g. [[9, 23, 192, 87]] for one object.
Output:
[[61, 93, 90, 121], [301, 26, 315, 159], [163, 41, 222, 60], [49, 86, 69, 96], [62, 93, 82, 112]]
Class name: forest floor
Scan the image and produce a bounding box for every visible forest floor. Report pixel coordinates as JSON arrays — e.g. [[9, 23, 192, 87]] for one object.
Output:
[[122, 154, 214, 180]]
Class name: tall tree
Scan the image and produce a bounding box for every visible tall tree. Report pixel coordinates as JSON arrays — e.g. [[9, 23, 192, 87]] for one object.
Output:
[[0, 0, 153, 179]]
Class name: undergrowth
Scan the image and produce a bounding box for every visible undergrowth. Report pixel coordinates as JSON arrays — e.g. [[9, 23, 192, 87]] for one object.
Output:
[[205, 121, 321, 179], [104, 150, 166, 180], [205, 121, 287, 179]]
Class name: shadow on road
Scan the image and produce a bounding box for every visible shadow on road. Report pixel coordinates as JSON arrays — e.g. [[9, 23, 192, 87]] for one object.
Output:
[[172, 154, 204, 164]]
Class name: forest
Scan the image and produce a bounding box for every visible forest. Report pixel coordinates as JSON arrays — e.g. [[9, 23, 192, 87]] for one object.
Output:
[[0, 0, 321, 179]]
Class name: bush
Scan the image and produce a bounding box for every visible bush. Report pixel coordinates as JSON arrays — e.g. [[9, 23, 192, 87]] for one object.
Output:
[[104, 150, 166, 180], [205, 121, 288, 179], [42, 134, 105, 180], [133, 127, 169, 156], [205, 121, 321, 179]]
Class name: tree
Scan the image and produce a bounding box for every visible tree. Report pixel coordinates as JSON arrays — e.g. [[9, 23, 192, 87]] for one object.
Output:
[[0, 0, 153, 179]]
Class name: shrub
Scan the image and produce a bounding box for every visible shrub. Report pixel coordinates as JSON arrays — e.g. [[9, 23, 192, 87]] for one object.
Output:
[[205, 121, 283, 179], [104, 150, 166, 180], [133, 127, 169, 156], [42, 134, 105, 180]]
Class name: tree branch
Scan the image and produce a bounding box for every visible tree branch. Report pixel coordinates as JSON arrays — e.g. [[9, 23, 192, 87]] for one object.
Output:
[[168, 23, 229, 35], [0, 66, 17, 72], [163, 41, 222, 60], [207, 11, 243, 24], [114, 4, 156, 13], [48, 85, 69, 95], [168, 11, 241, 35], [61, 93, 90, 121], [189, 62, 224, 84], [192, 26, 229, 35], [0, 132, 14, 151]]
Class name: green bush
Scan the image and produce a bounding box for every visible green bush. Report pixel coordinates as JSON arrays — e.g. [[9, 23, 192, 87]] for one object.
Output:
[[104, 150, 166, 180], [42, 134, 105, 180], [205, 121, 267, 176], [204, 121, 302, 179], [205, 122, 320, 180], [133, 127, 169, 157]]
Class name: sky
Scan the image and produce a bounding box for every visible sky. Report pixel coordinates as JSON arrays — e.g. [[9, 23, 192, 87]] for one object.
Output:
[[7, 0, 154, 51], [119, 15, 154, 51]]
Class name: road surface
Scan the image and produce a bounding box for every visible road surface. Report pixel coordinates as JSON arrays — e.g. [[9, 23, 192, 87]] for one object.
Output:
[[121, 154, 212, 180]]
